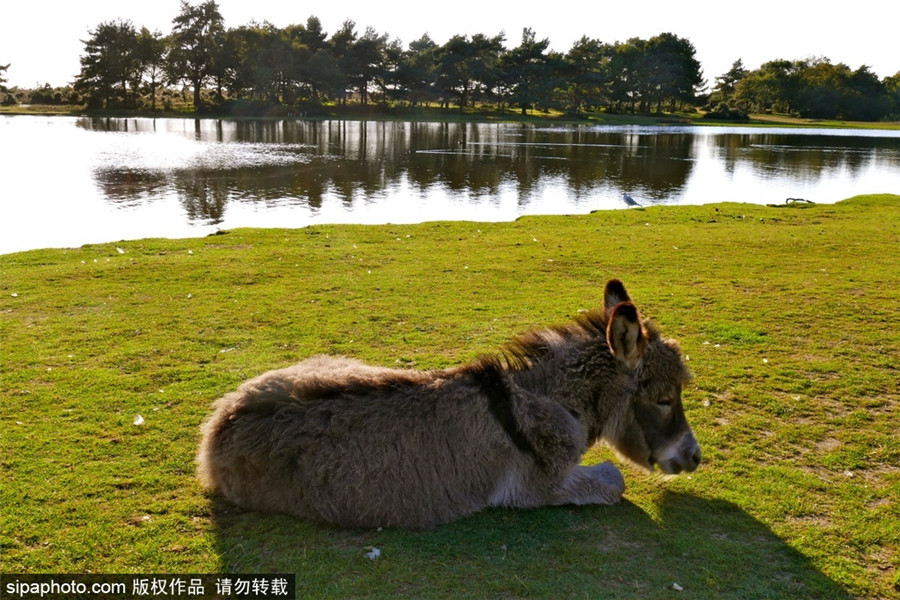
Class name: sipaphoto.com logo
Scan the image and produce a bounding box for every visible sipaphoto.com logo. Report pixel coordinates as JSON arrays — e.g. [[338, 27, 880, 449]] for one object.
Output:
[[5, 577, 122, 598], [0, 574, 296, 599]]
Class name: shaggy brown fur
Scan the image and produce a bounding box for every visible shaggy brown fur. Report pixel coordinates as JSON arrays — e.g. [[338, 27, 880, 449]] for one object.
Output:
[[197, 279, 700, 529]]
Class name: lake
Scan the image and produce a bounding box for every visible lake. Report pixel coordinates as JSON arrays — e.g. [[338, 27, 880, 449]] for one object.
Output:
[[2, 115, 899, 254]]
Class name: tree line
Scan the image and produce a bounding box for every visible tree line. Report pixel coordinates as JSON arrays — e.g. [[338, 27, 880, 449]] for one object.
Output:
[[709, 59, 900, 121], [4, 0, 898, 121], [70, 0, 708, 116]]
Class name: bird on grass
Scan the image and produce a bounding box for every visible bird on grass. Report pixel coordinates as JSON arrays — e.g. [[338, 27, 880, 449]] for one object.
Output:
[[622, 192, 642, 207]]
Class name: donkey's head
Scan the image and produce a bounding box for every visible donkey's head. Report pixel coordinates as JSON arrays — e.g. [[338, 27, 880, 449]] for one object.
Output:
[[602, 280, 701, 475]]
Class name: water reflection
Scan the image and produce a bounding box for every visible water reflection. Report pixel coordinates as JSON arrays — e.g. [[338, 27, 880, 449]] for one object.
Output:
[[77, 118, 900, 226], [80, 120, 690, 221], [2, 115, 898, 253]]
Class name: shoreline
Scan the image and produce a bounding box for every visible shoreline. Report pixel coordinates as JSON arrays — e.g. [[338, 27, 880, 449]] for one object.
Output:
[[2, 196, 893, 257], [3, 104, 900, 130]]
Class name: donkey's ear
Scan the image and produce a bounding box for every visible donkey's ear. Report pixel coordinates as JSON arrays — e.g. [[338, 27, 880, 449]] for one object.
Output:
[[607, 302, 648, 368], [604, 279, 632, 313]]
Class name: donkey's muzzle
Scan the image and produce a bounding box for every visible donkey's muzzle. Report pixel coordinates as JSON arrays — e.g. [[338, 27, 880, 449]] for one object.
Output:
[[657, 432, 701, 474]]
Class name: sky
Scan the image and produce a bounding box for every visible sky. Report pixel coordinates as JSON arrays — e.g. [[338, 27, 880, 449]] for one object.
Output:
[[1, 0, 896, 89]]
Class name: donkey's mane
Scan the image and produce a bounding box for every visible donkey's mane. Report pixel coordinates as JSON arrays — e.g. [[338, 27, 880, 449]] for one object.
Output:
[[469, 306, 664, 376], [472, 308, 611, 373]]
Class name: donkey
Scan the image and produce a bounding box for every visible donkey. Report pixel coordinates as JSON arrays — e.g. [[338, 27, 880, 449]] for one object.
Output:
[[197, 279, 700, 529]]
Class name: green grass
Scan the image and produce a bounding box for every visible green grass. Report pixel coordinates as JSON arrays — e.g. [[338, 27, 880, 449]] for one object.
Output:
[[746, 113, 900, 130], [2, 195, 898, 598]]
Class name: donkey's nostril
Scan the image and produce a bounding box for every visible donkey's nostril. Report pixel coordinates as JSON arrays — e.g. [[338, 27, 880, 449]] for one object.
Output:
[[689, 448, 702, 470]]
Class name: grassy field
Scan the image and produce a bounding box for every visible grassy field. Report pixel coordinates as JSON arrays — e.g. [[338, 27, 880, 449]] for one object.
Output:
[[1, 195, 898, 598]]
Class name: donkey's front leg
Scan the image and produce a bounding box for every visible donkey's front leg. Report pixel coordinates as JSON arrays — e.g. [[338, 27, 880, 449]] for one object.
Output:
[[550, 462, 625, 506]]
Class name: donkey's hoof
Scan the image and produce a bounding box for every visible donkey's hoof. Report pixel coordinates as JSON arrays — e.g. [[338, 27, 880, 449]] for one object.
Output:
[[594, 461, 625, 498]]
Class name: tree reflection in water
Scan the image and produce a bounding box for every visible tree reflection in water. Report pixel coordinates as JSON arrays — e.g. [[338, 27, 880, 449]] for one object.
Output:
[[76, 117, 900, 225]]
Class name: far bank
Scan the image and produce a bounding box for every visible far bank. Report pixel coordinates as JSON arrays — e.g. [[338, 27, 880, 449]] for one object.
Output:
[[3, 103, 900, 130]]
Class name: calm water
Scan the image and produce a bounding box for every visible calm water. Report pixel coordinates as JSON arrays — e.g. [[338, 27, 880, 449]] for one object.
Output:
[[2, 115, 899, 254]]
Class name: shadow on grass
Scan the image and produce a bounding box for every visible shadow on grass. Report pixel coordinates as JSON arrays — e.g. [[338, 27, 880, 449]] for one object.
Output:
[[209, 491, 850, 600]]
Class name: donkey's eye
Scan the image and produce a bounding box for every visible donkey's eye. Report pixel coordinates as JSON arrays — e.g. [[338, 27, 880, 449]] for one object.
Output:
[[657, 398, 673, 407]]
